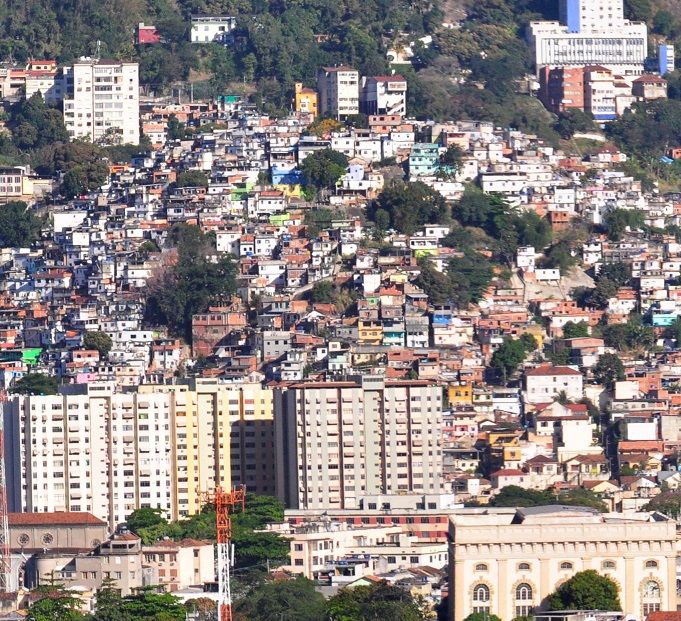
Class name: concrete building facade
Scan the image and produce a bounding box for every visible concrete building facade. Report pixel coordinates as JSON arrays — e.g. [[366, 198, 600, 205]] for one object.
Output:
[[274, 377, 443, 510], [528, 0, 647, 75], [62, 59, 140, 145], [317, 66, 359, 121], [448, 506, 676, 621]]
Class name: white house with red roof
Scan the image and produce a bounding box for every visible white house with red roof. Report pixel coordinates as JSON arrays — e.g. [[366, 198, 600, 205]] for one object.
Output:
[[524, 364, 583, 404]]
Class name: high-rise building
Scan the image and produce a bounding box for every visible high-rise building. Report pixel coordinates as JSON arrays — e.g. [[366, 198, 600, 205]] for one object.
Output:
[[317, 66, 359, 121], [4, 380, 276, 526], [528, 0, 647, 76], [62, 59, 140, 145], [140, 379, 275, 517], [274, 376, 443, 510], [3, 383, 174, 529]]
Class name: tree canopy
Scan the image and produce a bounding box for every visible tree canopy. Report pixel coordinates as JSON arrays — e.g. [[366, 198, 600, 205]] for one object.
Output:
[[327, 581, 429, 621], [144, 224, 237, 341], [547, 571, 622, 612], [300, 149, 349, 189], [82, 331, 113, 359], [372, 181, 450, 235], [0, 201, 44, 248], [11, 373, 59, 396]]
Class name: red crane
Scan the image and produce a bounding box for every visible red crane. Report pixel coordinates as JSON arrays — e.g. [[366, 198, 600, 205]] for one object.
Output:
[[199, 487, 245, 621]]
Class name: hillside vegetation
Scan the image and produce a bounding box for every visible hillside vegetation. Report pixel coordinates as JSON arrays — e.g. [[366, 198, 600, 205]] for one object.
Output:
[[1, 0, 681, 132]]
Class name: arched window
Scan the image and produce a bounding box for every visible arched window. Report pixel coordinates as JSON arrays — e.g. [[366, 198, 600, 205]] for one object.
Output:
[[472, 584, 490, 615], [518, 562, 531, 571], [645, 560, 658, 568], [642, 580, 661, 617], [643, 581, 660, 599], [516, 584, 533, 600], [602, 561, 616, 569], [475, 564, 488, 572], [560, 562, 573, 570], [515, 583, 534, 617]]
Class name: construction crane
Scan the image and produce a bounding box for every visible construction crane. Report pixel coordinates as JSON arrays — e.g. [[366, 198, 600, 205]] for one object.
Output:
[[0, 391, 10, 592], [198, 487, 245, 621]]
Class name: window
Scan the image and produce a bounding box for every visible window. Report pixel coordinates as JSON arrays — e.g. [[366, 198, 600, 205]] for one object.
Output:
[[560, 562, 573, 570], [645, 560, 658, 568], [643, 581, 660, 599], [642, 580, 661, 617], [518, 563, 531, 571], [602, 561, 615, 569], [294, 559, 304, 566], [515, 584, 533, 601], [472, 584, 490, 614], [475, 564, 488, 572]]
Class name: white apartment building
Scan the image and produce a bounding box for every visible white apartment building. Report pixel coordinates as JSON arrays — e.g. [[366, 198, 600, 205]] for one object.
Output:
[[25, 72, 63, 105], [527, 0, 647, 75], [274, 376, 443, 510], [317, 66, 359, 121], [190, 15, 236, 44], [3, 383, 174, 529], [359, 75, 407, 116], [62, 59, 140, 145]]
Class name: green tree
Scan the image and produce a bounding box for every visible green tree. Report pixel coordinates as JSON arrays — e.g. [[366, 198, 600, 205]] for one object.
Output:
[[12, 373, 58, 396], [439, 144, 465, 176], [176, 170, 209, 188], [557, 488, 609, 513], [604, 208, 645, 241], [310, 280, 334, 304], [28, 582, 84, 621], [373, 181, 450, 235], [300, 149, 349, 189], [0, 201, 43, 247], [490, 337, 534, 382], [488, 486, 556, 508], [464, 614, 502, 621], [126, 507, 167, 533], [233, 575, 326, 621], [555, 109, 596, 139], [166, 114, 185, 141], [144, 225, 237, 341], [82, 331, 113, 359], [119, 591, 186, 621], [328, 581, 429, 621], [93, 579, 132, 621], [547, 570, 622, 611], [642, 491, 681, 518], [541, 240, 577, 273], [598, 263, 631, 287], [9, 93, 69, 149], [562, 321, 589, 339], [593, 353, 626, 390]]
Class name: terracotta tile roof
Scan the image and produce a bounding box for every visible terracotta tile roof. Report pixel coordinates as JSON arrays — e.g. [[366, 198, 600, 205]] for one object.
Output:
[[525, 365, 581, 377], [645, 612, 681, 621], [8, 512, 106, 526], [491, 469, 525, 477]]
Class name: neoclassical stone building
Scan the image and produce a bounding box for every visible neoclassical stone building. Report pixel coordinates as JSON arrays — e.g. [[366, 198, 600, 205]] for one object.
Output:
[[448, 506, 677, 621]]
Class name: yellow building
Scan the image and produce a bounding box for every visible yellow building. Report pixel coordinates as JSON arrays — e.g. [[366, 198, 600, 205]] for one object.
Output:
[[294, 81, 318, 118], [448, 381, 473, 405], [140, 379, 274, 518]]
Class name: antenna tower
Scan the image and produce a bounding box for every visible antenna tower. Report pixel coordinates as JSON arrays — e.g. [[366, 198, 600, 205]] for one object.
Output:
[[198, 487, 246, 621]]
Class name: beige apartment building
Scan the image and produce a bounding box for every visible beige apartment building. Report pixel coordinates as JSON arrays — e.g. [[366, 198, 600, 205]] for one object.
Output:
[[317, 66, 359, 120], [448, 506, 677, 621], [140, 379, 275, 517], [3, 380, 275, 527], [274, 376, 442, 510]]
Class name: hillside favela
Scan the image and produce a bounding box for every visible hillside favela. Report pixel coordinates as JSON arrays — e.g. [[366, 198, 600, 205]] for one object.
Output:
[[5, 0, 681, 620]]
